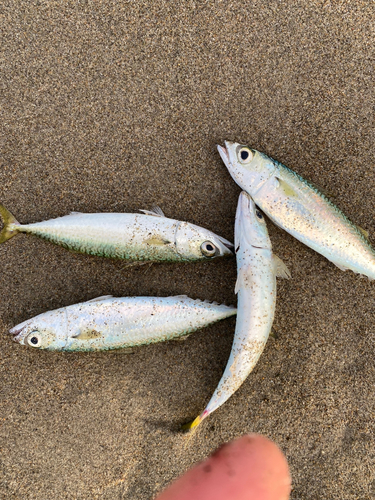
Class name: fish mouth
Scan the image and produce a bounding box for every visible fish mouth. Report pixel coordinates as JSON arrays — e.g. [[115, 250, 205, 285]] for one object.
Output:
[[237, 191, 253, 215], [217, 143, 230, 165], [9, 324, 28, 343], [217, 141, 236, 166], [217, 235, 234, 254], [224, 241, 234, 252], [9, 325, 24, 336], [234, 191, 253, 248]]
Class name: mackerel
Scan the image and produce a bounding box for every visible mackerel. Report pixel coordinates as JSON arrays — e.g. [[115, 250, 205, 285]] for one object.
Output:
[[10, 295, 237, 352], [184, 192, 290, 429], [218, 141, 375, 278], [0, 205, 233, 262]]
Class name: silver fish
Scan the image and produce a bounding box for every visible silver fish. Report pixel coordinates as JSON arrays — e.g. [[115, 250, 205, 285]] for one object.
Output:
[[0, 205, 233, 262], [185, 192, 289, 429], [9, 295, 237, 352], [218, 141, 375, 278]]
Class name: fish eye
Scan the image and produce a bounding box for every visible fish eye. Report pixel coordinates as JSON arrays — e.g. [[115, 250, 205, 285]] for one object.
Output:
[[26, 331, 42, 348], [200, 241, 217, 257], [256, 210, 263, 219], [238, 147, 253, 164]]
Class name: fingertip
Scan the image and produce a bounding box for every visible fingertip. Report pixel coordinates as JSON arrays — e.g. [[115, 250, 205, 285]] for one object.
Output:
[[155, 433, 291, 500]]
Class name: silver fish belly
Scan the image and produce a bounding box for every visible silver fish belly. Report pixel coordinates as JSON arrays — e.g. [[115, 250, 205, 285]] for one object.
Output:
[[0, 205, 233, 262], [218, 141, 375, 278], [185, 192, 290, 429], [9, 295, 237, 352]]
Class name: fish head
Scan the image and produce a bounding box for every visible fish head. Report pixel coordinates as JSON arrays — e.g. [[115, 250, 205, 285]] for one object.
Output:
[[175, 221, 234, 261], [217, 141, 274, 194], [235, 191, 271, 250], [9, 308, 68, 351]]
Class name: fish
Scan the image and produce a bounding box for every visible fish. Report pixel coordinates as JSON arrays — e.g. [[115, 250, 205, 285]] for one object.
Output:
[[0, 205, 233, 262], [218, 141, 375, 278], [9, 295, 237, 352], [184, 192, 290, 429]]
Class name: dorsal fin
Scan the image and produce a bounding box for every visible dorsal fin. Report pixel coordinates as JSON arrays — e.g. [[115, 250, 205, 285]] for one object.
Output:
[[139, 206, 165, 217], [309, 181, 335, 199], [174, 334, 191, 342], [87, 295, 114, 303]]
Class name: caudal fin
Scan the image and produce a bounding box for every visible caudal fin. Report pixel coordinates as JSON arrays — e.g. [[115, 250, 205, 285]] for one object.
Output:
[[181, 410, 209, 432], [0, 204, 20, 243]]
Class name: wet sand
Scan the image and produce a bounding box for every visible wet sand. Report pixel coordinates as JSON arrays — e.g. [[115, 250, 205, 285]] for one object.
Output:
[[1, 1, 374, 498]]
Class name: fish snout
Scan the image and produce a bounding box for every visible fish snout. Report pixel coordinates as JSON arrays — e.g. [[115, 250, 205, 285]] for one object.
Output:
[[236, 191, 253, 220], [239, 190, 252, 207], [217, 141, 242, 177], [217, 144, 230, 164], [9, 324, 28, 343], [215, 236, 235, 256]]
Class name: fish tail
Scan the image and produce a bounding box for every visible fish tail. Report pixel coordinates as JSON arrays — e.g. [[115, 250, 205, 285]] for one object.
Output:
[[0, 204, 20, 243], [181, 410, 209, 432]]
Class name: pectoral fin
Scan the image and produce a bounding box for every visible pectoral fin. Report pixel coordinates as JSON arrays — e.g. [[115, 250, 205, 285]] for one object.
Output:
[[235, 266, 251, 293], [272, 255, 291, 279], [275, 175, 335, 200], [234, 271, 242, 294], [73, 330, 101, 340], [273, 177, 299, 198], [144, 236, 171, 245]]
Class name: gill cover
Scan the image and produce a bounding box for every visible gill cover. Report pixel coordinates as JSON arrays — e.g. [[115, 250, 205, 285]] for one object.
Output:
[[218, 142, 276, 196], [10, 308, 68, 350], [175, 221, 233, 260]]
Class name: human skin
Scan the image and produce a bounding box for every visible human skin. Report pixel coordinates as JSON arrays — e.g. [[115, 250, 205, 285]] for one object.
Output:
[[155, 434, 291, 500]]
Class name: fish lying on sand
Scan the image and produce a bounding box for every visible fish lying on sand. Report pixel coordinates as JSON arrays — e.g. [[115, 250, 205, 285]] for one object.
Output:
[[0, 205, 233, 263], [218, 141, 375, 278], [184, 192, 290, 429], [9, 295, 237, 352]]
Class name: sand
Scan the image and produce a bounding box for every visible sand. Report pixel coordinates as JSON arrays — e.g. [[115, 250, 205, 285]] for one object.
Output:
[[1, 1, 374, 498]]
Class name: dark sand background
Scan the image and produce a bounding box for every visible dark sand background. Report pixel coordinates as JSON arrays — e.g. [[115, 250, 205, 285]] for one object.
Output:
[[0, 1, 374, 498]]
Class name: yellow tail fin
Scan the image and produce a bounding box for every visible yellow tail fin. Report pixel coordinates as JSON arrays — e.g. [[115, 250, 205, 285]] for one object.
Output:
[[181, 414, 204, 432], [0, 204, 20, 243]]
